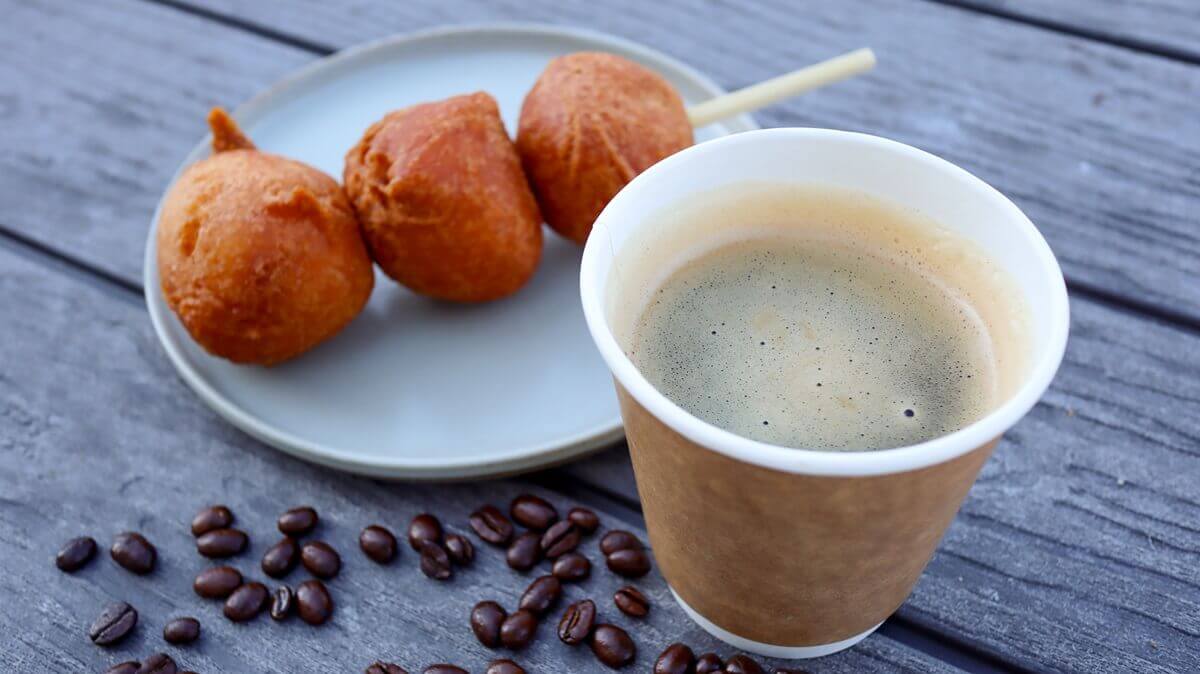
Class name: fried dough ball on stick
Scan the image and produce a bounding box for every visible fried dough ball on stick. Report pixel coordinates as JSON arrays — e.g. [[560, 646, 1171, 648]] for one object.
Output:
[[157, 108, 375, 366], [343, 92, 543, 303], [517, 52, 693, 244]]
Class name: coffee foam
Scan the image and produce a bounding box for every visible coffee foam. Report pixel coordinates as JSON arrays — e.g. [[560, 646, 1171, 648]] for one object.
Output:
[[608, 183, 1030, 451]]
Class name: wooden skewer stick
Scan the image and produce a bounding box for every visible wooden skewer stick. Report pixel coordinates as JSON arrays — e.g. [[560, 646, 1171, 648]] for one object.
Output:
[[687, 48, 877, 128]]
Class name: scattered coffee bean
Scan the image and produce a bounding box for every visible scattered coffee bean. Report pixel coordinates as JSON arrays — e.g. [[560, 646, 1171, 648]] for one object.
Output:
[[359, 525, 398, 564], [505, 532, 542, 572], [191, 505, 233, 536], [599, 530, 641, 556], [772, 669, 810, 674], [111, 532, 156, 574], [366, 663, 408, 674], [590, 623, 636, 668], [105, 661, 139, 674], [423, 665, 467, 674], [485, 659, 526, 674], [695, 653, 723, 673], [470, 600, 507, 648], [195, 528, 248, 558], [296, 579, 334, 625], [540, 520, 581, 558], [270, 585, 294, 621], [654, 643, 695, 674], [725, 654, 765, 674], [162, 617, 200, 644], [277, 506, 319, 536], [193, 566, 242, 599], [518, 575, 562, 616], [613, 585, 650, 617], [408, 513, 443, 551], [223, 582, 268, 622], [500, 609, 538, 650], [552, 552, 590, 582], [510, 494, 558, 531], [56, 535, 96, 572], [300, 541, 341, 579], [606, 548, 651, 578], [567, 506, 600, 534], [261, 537, 299, 578], [135, 653, 177, 674], [418, 540, 452, 580], [89, 601, 138, 646], [557, 599, 596, 645], [444, 533, 474, 566], [469, 505, 514, 546]]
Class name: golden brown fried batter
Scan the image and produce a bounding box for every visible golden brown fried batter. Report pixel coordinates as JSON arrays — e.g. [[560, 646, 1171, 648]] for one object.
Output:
[[157, 108, 375, 366], [517, 52, 693, 244], [344, 92, 543, 303]]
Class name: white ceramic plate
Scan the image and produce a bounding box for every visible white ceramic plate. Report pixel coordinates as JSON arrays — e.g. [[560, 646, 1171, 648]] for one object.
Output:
[[144, 24, 758, 479]]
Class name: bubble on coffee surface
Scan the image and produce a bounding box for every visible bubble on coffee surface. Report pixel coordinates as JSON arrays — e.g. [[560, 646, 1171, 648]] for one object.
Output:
[[628, 236, 996, 451]]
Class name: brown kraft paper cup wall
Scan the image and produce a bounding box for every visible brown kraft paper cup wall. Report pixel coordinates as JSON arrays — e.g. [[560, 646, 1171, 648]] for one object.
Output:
[[619, 385, 997, 646]]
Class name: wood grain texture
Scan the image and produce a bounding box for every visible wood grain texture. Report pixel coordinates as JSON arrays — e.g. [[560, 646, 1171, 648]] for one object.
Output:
[[0, 244, 952, 673], [965, 0, 1200, 60]]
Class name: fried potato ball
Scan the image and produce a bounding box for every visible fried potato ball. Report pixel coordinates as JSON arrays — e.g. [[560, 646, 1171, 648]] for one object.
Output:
[[157, 108, 375, 366], [343, 92, 543, 303], [517, 52, 693, 244]]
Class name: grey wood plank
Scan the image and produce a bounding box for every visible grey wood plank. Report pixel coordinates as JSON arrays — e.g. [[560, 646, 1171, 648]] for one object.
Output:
[[0, 243, 955, 672], [965, 0, 1200, 60]]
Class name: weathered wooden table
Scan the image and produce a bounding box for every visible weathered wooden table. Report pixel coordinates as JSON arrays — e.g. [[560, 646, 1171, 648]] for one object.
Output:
[[2, 1, 1197, 672]]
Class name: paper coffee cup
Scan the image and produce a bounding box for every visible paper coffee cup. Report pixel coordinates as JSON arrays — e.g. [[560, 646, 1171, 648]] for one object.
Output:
[[580, 129, 1069, 658]]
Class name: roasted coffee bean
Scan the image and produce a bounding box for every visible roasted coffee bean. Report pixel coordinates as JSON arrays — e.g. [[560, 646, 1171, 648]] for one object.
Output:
[[162, 617, 200, 644], [105, 661, 139, 674], [518, 575, 562, 616], [300, 541, 341, 579], [196, 528, 248, 558], [590, 623, 636, 668], [505, 532, 542, 572], [470, 600, 506, 648], [418, 540, 452, 580], [270, 585, 294, 621], [422, 666, 467, 674], [261, 537, 299, 578], [468, 505, 513, 546], [365, 663, 408, 674], [606, 548, 651, 578], [695, 653, 723, 673], [567, 507, 600, 534], [135, 653, 177, 674], [193, 566, 242, 599], [485, 659, 526, 674], [223, 582, 268, 622], [724, 654, 765, 674], [510, 494, 558, 531], [552, 552, 590, 582], [599, 530, 641, 556], [772, 669, 810, 674], [191, 505, 233, 536], [556, 599, 596, 645], [408, 513, 443, 551], [56, 535, 96, 572], [359, 525, 398, 564], [444, 533, 474, 566], [654, 643, 695, 674], [89, 601, 138, 646], [540, 520, 581, 558], [111, 532, 156, 574], [296, 579, 334, 625], [499, 609, 538, 650], [613, 585, 650, 617], [277, 506, 319, 536]]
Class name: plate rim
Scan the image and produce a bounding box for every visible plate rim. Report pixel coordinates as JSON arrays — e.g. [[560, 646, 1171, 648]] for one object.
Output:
[[142, 22, 759, 479]]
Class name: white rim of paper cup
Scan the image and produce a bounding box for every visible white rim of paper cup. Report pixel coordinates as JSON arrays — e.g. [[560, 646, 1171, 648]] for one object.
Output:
[[579, 128, 1070, 478]]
